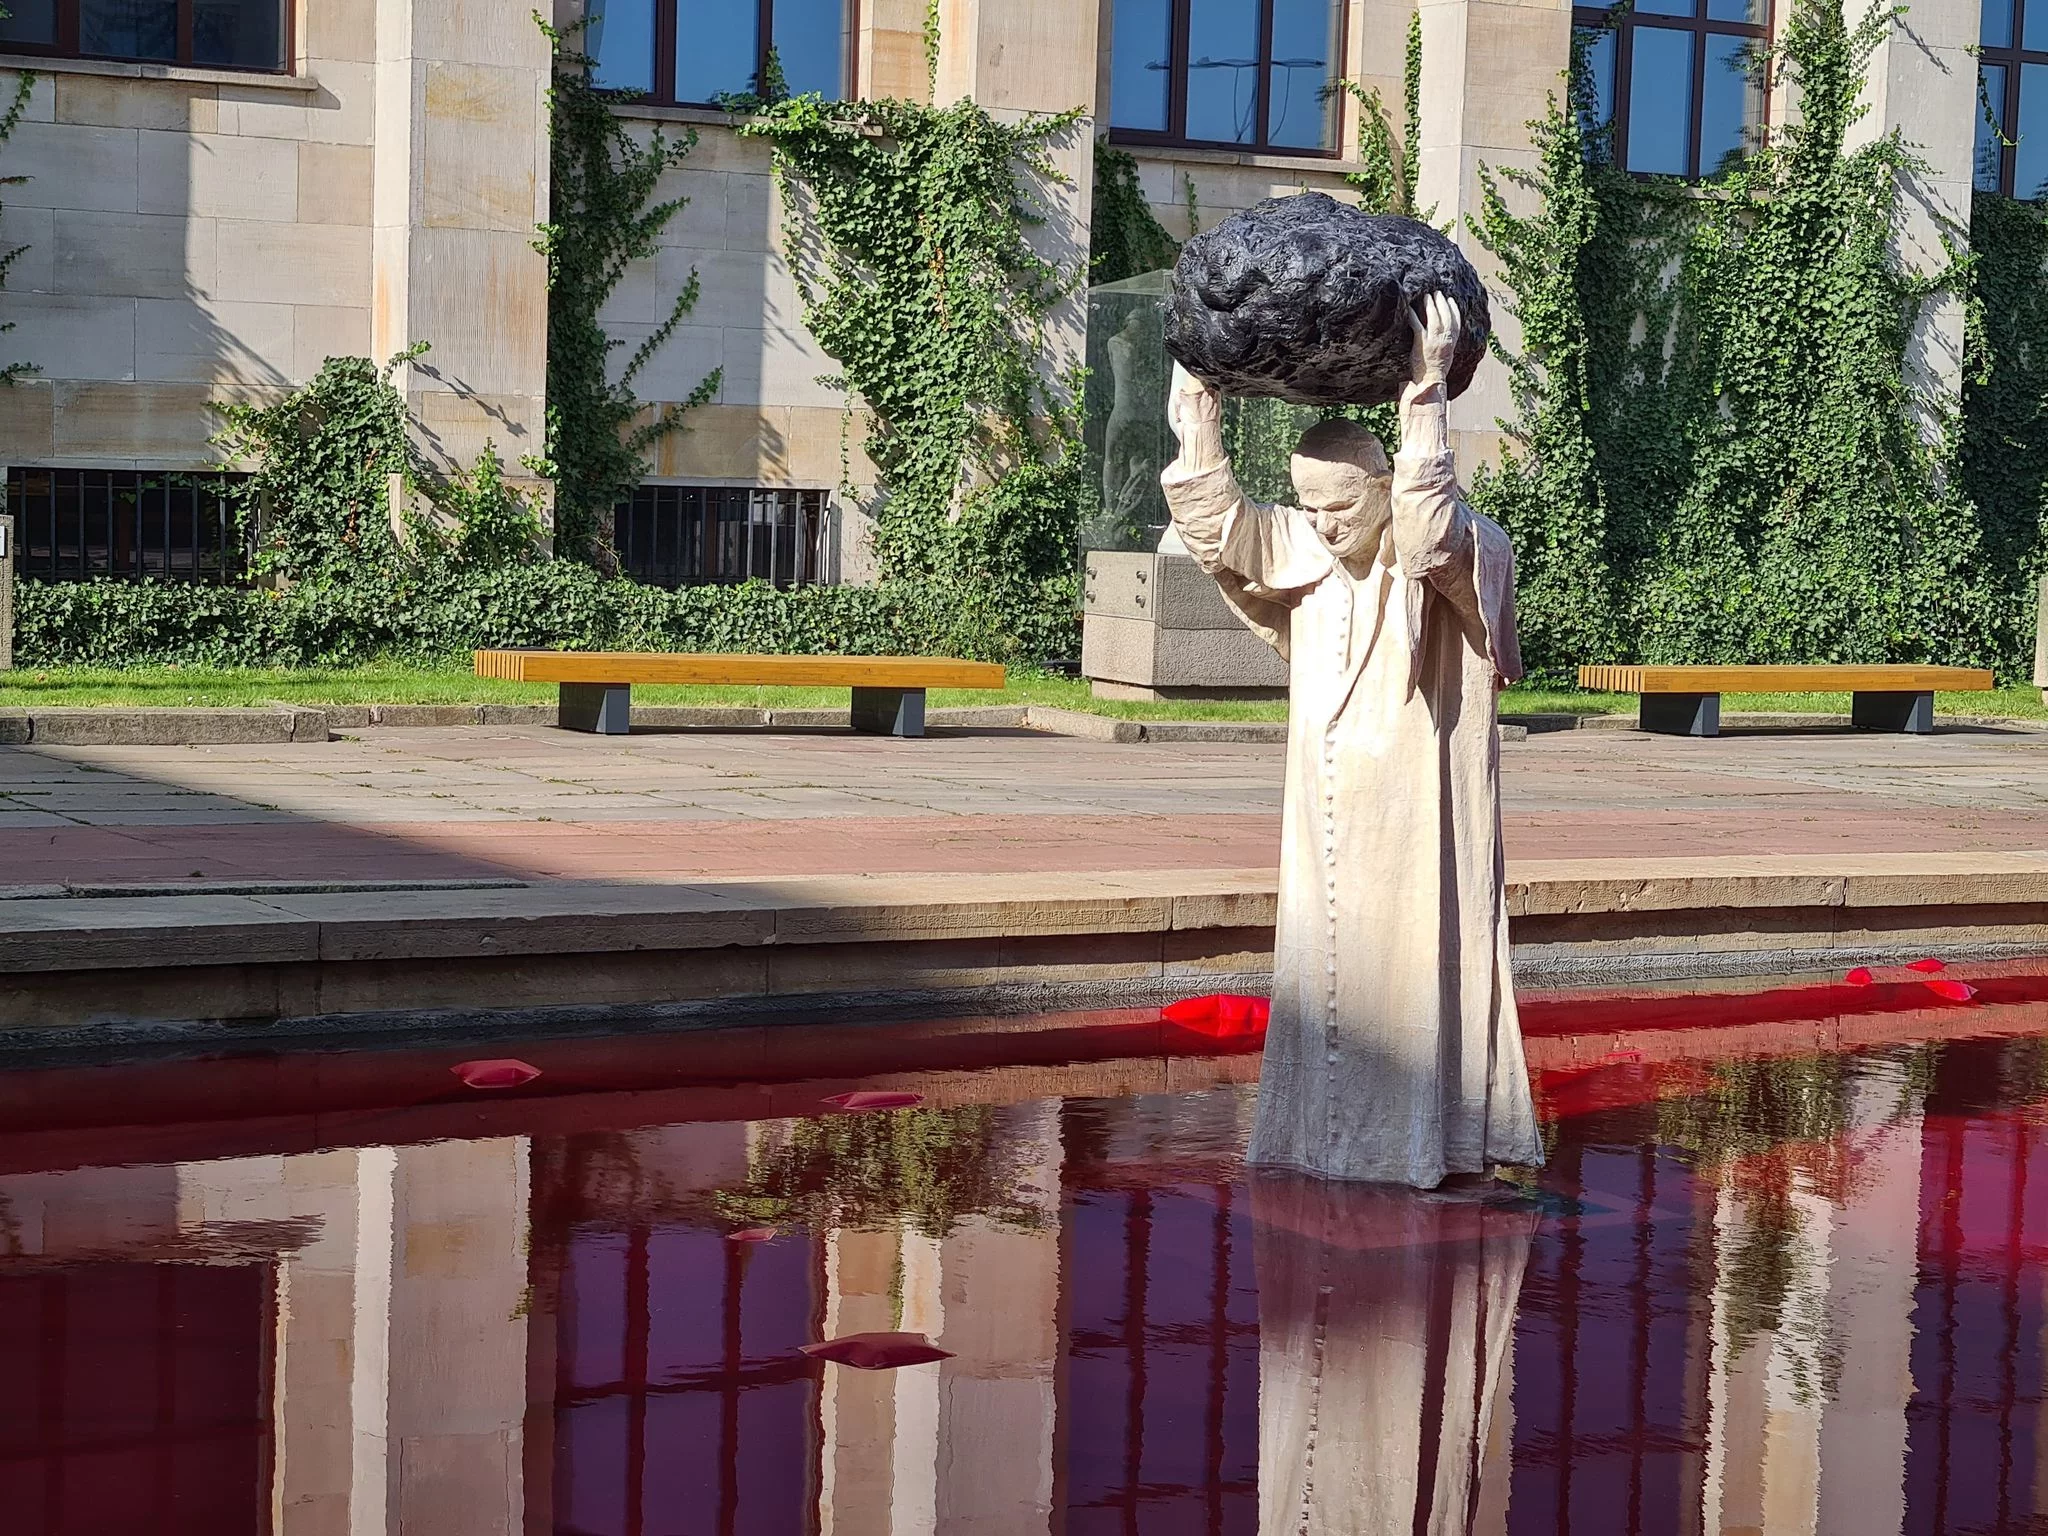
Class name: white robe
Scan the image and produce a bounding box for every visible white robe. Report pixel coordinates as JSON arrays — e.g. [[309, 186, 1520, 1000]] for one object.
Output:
[[1161, 386, 1543, 1186], [1252, 1173, 1535, 1535]]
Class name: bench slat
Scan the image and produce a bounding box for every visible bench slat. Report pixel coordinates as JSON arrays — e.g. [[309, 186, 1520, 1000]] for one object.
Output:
[[1578, 664, 1994, 695], [475, 650, 1006, 690]]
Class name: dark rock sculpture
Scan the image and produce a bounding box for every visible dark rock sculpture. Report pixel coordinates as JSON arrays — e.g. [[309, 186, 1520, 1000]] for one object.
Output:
[[1163, 192, 1491, 407]]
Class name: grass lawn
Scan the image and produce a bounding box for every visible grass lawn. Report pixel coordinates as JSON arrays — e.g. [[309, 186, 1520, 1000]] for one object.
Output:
[[0, 664, 2040, 724]]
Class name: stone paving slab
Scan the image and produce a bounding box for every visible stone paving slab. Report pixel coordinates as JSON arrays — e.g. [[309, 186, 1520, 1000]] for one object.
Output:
[[2, 724, 2047, 890]]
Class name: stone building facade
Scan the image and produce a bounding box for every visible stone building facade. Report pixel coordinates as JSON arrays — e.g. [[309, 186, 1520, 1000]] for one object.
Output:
[[0, 0, 1994, 587]]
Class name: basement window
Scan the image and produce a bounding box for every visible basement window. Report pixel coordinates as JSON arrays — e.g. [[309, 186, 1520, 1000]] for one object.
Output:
[[613, 485, 829, 589], [5, 467, 251, 584]]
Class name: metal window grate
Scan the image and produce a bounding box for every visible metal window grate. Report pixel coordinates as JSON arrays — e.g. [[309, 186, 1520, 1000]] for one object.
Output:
[[5, 467, 250, 585], [614, 485, 829, 590]]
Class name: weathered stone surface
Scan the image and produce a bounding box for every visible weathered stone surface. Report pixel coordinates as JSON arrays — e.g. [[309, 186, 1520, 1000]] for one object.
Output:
[[1164, 193, 1491, 406], [29, 707, 301, 746]]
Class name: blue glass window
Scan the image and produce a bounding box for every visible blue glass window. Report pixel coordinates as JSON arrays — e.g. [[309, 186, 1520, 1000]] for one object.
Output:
[[0, 0, 284, 69], [1268, 0, 1342, 149], [673, 4, 756, 104], [1108, 0, 1344, 154], [587, 0, 851, 106], [1573, 0, 1767, 179], [1978, 63, 2009, 193], [587, 0, 656, 92], [0, 0, 58, 45], [1110, 0, 1175, 132], [1980, 0, 2048, 197]]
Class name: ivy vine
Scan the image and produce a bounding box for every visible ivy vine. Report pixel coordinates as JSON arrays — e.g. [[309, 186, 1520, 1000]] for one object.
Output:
[[1471, 0, 2014, 679], [1341, 10, 1423, 220], [1, 51, 36, 385], [1090, 141, 1181, 286], [738, 93, 1088, 654], [1959, 191, 2048, 610], [536, 13, 721, 567]]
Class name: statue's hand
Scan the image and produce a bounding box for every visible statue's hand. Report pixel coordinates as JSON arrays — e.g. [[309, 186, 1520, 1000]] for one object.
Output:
[[1406, 292, 1462, 389], [1168, 361, 1223, 449]]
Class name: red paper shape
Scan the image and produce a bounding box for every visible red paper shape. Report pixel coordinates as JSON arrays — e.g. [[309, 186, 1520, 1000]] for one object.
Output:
[[822, 1090, 925, 1112], [451, 1059, 541, 1090], [1926, 979, 1978, 1003], [728, 1227, 779, 1244], [1844, 968, 1874, 987], [801, 1331, 954, 1370], [1163, 994, 1272, 1037], [1906, 957, 1947, 974]]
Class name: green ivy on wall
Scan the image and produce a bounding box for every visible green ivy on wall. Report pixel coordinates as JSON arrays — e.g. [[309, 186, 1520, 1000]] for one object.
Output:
[[1472, 0, 2014, 681], [1342, 10, 1424, 221], [212, 348, 424, 583], [1090, 141, 1181, 286], [1960, 191, 2048, 610], [738, 91, 1088, 656], [0, 52, 36, 385], [211, 344, 549, 587], [537, 13, 721, 567]]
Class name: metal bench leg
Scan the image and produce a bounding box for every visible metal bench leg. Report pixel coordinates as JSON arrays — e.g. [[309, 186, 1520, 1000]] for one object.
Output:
[[559, 682, 631, 734], [850, 687, 926, 737], [1852, 690, 1934, 733], [1640, 692, 1720, 737]]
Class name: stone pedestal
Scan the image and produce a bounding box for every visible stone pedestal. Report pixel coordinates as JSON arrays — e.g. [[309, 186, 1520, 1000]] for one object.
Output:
[[1081, 549, 1287, 700], [2035, 573, 2047, 708], [0, 511, 12, 672]]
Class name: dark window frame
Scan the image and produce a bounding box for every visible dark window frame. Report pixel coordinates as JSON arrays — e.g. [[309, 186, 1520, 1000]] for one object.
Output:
[[1573, 0, 1771, 181], [0, 0, 294, 75], [6, 466, 253, 584], [591, 0, 854, 109], [1978, 0, 2048, 199], [1107, 0, 1349, 160], [613, 484, 830, 589]]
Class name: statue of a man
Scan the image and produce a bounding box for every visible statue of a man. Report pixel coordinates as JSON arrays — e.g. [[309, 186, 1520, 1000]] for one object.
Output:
[[1162, 293, 1543, 1188]]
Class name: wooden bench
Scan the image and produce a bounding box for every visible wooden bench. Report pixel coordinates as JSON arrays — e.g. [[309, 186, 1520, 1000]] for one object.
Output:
[[1577, 664, 1995, 737], [474, 651, 1006, 738]]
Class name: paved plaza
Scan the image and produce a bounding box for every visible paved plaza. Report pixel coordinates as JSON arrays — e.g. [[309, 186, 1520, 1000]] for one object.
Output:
[[2, 721, 2047, 889]]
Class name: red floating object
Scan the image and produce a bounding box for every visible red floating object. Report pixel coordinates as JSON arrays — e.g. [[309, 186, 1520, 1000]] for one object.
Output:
[[451, 1059, 541, 1090], [801, 1331, 954, 1370], [1844, 968, 1874, 987], [822, 1090, 925, 1112], [1163, 994, 1271, 1037], [728, 1227, 779, 1244], [1926, 979, 1978, 1003], [1906, 957, 1947, 974]]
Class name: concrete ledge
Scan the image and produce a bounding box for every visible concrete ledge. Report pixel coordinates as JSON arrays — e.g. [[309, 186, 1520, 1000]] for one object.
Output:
[[9, 707, 332, 745], [3, 855, 2048, 1034]]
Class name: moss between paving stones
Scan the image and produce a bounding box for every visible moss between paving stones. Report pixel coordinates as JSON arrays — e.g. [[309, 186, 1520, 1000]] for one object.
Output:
[[0, 664, 2041, 726]]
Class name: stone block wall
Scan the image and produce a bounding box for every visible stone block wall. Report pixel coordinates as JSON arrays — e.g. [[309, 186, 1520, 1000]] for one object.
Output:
[[0, 5, 380, 469], [0, 0, 1999, 549]]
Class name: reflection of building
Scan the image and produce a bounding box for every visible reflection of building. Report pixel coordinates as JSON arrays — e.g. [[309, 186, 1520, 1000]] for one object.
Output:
[[11, 1038, 2048, 1532]]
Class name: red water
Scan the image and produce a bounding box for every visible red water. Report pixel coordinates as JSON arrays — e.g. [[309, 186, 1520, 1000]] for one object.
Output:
[[4, 971, 2048, 1533]]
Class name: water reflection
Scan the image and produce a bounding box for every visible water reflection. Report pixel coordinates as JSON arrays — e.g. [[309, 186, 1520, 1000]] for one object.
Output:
[[12, 1005, 2048, 1531], [1252, 1174, 1534, 1534]]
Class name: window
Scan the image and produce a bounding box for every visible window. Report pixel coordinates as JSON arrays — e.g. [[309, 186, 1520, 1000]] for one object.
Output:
[[1109, 0, 1344, 155], [0, 1264, 274, 1535], [0, 0, 288, 72], [7, 467, 249, 583], [1574, 0, 1767, 179], [586, 0, 851, 106], [614, 485, 828, 588], [1978, 0, 2048, 198]]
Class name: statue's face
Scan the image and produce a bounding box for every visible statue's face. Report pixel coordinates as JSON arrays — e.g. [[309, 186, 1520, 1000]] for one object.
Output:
[[1290, 422, 1392, 564], [1294, 464, 1392, 563]]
